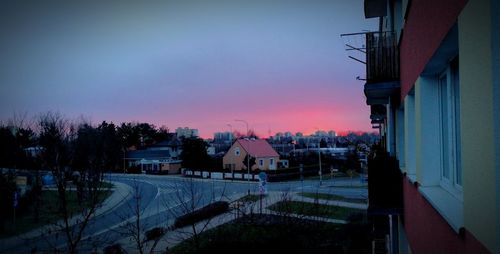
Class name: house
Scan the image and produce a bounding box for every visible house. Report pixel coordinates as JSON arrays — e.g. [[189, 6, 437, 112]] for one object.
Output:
[[345, 0, 498, 253], [124, 139, 182, 174], [147, 139, 181, 159], [223, 139, 280, 171]]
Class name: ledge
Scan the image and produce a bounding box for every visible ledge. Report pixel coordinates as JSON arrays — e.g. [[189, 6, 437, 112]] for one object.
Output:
[[406, 174, 417, 184], [419, 186, 464, 233]]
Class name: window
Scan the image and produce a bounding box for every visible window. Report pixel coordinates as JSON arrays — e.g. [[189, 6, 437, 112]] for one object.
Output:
[[270, 158, 274, 165], [438, 57, 462, 192], [259, 159, 264, 167], [235, 147, 240, 156]]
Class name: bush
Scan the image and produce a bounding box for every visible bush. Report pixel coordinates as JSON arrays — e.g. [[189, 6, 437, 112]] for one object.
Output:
[[144, 227, 165, 241], [174, 201, 229, 229], [103, 244, 125, 254], [126, 166, 142, 174]]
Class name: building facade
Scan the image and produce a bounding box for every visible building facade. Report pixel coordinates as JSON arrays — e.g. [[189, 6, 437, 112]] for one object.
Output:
[[223, 139, 280, 171], [352, 0, 499, 253], [175, 127, 199, 138]]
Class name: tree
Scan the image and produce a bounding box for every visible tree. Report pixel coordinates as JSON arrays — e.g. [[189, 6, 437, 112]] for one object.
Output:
[[37, 112, 107, 254], [115, 180, 168, 254], [165, 178, 228, 252], [0, 126, 17, 168], [153, 125, 171, 144], [0, 170, 16, 233], [180, 137, 211, 170], [117, 122, 170, 150], [97, 121, 122, 171], [320, 138, 328, 148], [242, 154, 256, 171], [117, 122, 140, 149]]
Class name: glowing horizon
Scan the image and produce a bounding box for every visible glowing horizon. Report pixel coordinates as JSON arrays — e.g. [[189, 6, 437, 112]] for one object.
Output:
[[0, 1, 377, 139]]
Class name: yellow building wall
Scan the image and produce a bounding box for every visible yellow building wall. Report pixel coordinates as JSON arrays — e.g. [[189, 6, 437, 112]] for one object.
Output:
[[223, 142, 248, 171], [459, 0, 496, 251], [223, 141, 279, 171], [255, 157, 279, 170]]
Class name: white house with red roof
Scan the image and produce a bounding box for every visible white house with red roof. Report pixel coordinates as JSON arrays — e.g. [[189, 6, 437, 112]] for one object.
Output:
[[223, 139, 280, 171]]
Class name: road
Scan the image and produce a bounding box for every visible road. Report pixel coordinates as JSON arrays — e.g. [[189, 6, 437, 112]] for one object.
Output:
[[0, 173, 367, 253]]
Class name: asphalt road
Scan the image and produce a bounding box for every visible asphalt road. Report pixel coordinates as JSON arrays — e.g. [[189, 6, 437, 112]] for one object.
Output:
[[0, 173, 367, 253]]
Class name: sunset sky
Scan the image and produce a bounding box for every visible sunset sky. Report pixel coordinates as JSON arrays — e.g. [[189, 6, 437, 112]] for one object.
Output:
[[0, 0, 377, 138]]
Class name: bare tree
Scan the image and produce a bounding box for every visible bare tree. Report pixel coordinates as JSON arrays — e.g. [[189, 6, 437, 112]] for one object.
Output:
[[36, 112, 107, 253], [113, 179, 168, 254], [164, 177, 229, 252]]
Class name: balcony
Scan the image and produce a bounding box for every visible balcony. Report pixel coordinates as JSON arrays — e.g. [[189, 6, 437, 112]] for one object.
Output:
[[367, 148, 403, 215], [366, 31, 399, 82], [364, 31, 400, 106]]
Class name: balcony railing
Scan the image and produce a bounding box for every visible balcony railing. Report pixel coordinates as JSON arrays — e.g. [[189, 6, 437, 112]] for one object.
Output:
[[366, 31, 399, 83], [367, 148, 403, 215]]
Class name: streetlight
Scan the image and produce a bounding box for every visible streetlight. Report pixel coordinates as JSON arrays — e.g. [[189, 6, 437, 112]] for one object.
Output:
[[235, 119, 251, 186], [315, 128, 322, 186], [227, 124, 234, 180], [226, 124, 233, 139]]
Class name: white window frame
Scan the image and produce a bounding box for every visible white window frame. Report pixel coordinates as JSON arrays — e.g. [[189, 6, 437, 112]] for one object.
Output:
[[438, 57, 462, 195], [270, 158, 274, 166], [259, 159, 264, 167], [235, 147, 240, 156]]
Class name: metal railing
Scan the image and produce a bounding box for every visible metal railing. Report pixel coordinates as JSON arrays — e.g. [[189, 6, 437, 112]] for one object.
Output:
[[366, 31, 399, 83]]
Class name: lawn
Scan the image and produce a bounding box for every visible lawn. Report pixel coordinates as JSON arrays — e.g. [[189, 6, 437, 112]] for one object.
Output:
[[298, 192, 367, 204], [268, 200, 365, 220], [0, 186, 112, 238], [236, 194, 261, 203], [168, 214, 371, 254]]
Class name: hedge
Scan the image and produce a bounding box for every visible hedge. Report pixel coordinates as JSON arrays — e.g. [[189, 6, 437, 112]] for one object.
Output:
[[174, 201, 229, 229]]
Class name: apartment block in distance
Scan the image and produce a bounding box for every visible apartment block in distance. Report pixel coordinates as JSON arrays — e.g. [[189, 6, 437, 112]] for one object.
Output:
[[345, 0, 499, 253]]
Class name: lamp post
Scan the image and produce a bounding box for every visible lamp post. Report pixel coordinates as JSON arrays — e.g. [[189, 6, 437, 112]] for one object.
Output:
[[235, 119, 250, 185], [227, 124, 234, 180], [315, 128, 322, 186]]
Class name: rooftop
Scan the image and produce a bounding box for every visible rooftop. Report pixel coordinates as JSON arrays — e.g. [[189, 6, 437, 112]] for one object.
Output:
[[237, 139, 279, 158]]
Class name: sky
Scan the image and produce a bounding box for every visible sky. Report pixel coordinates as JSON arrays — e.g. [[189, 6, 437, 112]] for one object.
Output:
[[0, 0, 377, 138]]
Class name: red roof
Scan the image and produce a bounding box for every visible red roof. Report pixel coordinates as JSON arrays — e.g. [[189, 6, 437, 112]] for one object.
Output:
[[237, 139, 279, 158]]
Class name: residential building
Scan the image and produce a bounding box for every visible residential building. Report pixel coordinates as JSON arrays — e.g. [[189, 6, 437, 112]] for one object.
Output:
[[125, 139, 182, 174], [223, 139, 280, 171], [147, 139, 181, 159], [175, 127, 199, 138], [213, 132, 234, 143], [125, 149, 181, 174], [348, 0, 498, 253]]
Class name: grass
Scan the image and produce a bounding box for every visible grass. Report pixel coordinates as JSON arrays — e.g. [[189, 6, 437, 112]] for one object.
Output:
[[100, 181, 114, 189], [0, 188, 112, 238], [168, 214, 371, 254], [236, 194, 261, 203], [268, 200, 365, 220], [298, 192, 367, 204]]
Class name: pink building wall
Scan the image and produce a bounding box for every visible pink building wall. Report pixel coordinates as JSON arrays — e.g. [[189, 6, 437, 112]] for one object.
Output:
[[399, 0, 467, 101], [402, 178, 489, 253]]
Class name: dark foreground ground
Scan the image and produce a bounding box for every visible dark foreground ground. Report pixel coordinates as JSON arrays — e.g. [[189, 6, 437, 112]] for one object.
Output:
[[168, 214, 371, 254]]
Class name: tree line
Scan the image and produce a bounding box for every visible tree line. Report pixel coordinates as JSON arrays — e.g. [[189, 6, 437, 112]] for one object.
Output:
[[0, 112, 172, 172], [0, 112, 174, 248]]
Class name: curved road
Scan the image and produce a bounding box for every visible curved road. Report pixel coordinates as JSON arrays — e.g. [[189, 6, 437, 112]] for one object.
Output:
[[0, 174, 367, 253]]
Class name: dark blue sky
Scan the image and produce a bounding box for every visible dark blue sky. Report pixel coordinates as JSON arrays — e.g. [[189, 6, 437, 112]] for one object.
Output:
[[0, 0, 376, 137]]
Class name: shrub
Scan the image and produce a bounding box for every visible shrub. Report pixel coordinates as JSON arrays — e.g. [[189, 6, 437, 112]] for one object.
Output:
[[103, 244, 125, 254], [144, 227, 165, 241], [174, 201, 229, 229]]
